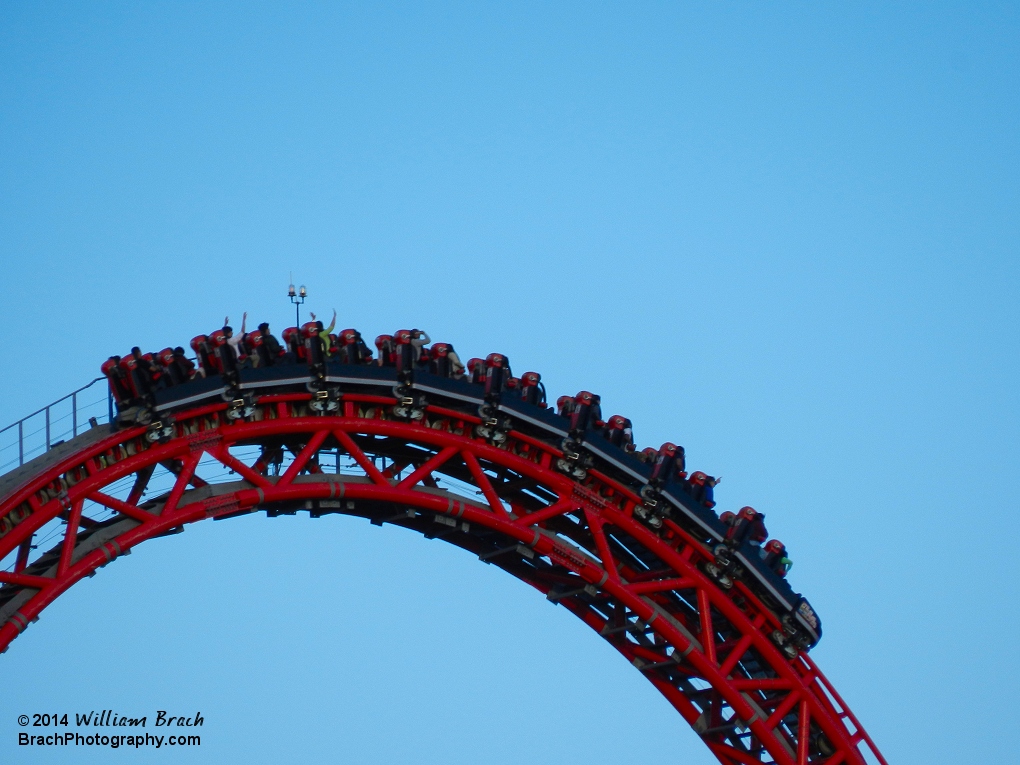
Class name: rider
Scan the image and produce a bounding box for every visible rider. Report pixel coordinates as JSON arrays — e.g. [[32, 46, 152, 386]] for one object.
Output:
[[415, 344, 432, 370], [556, 395, 575, 420], [429, 343, 449, 376], [431, 343, 466, 378], [351, 330, 373, 363], [410, 329, 430, 363], [650, 442, 687, 486], [338, 329, 371, 364], [118, 352, 151, 399], [637, 446, 658, 464], [520, 371, 546, 406], [282, 327, 304, 363], [568, 391, 601, 433], [394, 330, 414, 377], [484, 353, 510, 399], [467, 358, 485, 384], [208, 330, 238, 379], [309, 310, 337, 355], [375, 334, 396, 367], [726, 506, 768, 550], [328, 333, 342, 358], [101, 356, 133, 405], [688, 471, 720, 508], [190, 335, 217, 377], [223, 313, 248, 366], [762, 539, 792, 577], [130, 347, 162, 391], [258, 322, 284, 365], [301, 320, 326, 370], [171, 347, 196, 381], [603, 415, 634, 449], [157, 348, 182, 386], [244, 331, 265, 367]]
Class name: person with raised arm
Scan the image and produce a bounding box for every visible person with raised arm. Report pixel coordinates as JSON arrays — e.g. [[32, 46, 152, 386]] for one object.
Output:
[[309, 309, 337, 354], [222, 313, 248, 367]]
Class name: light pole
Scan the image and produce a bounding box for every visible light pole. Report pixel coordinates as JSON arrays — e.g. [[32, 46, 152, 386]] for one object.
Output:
[[288, 282, 307, 328]]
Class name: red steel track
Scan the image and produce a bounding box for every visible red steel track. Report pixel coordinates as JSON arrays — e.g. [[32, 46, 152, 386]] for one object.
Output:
[[0, 391, 887, 765]]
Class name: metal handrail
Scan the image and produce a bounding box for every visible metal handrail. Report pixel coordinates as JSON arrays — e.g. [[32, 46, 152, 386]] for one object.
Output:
[[0, 378, 112, 467]]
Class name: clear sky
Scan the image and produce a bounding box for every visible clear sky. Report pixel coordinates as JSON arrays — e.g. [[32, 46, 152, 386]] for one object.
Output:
[[0, 3, 1017, 764]]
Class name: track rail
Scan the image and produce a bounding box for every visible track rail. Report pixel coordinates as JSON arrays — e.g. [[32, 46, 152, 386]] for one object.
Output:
[[0, 388, 886, 765]]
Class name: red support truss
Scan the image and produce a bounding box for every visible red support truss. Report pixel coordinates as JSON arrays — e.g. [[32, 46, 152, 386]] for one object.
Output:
[[0, 392, 886, 765]]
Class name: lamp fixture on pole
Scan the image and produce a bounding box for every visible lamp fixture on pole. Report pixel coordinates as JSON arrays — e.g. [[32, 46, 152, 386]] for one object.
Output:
[[288, 279, 307, 328]]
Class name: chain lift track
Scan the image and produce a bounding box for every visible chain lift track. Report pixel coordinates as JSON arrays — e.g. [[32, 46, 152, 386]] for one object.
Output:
[[0, 365, 887, 765]]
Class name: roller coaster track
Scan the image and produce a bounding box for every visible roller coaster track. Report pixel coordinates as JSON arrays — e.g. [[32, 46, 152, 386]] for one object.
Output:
[[0, 363, 887, 765]]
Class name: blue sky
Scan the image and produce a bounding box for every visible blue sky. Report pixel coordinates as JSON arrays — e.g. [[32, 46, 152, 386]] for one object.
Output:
[[0, 3, 1017, 763]]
